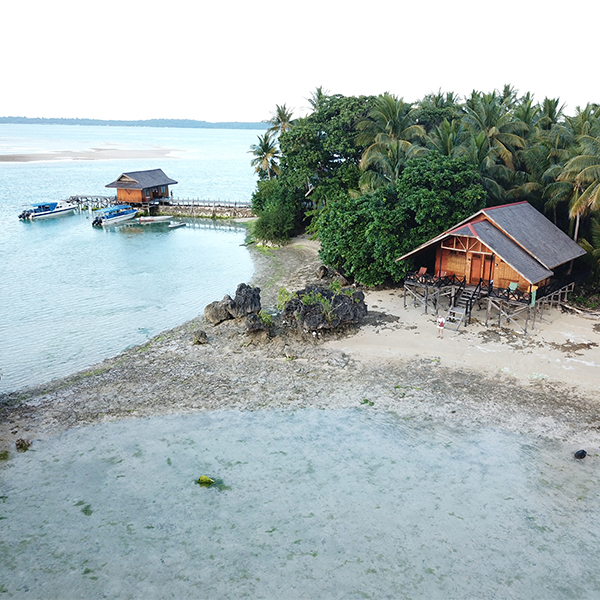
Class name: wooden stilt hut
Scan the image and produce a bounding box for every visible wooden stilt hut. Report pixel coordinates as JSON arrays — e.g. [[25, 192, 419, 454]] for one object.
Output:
[[105, 169, 178, 207], [396, 201, 586, 333]]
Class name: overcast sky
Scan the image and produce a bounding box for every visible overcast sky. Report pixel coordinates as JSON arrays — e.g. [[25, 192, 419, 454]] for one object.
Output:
[[3, 0, 598, 123]]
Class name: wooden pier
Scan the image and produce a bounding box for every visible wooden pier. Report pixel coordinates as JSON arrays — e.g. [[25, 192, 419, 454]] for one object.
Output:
[[69, 195, 117, 209], [67, 195, 254, 218]]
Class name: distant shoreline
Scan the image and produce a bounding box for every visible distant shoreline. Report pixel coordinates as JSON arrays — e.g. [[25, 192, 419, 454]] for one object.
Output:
[[0, 117, 268, 130]]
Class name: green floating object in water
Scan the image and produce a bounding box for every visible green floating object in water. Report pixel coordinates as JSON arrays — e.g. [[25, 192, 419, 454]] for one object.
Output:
[[195, 475, 231, 491], [196, 475, 214, 486]]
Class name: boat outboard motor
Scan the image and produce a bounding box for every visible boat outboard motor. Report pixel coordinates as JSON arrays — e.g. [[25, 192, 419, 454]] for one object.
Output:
[[18, 210, 32, 220], [92, 216, 103, 227]]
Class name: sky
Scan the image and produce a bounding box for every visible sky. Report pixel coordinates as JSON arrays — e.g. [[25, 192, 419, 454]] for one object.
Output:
[[3, 0, 598, 123]]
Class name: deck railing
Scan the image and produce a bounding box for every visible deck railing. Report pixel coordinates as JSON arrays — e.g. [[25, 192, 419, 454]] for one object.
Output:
[[404, 271, 466, 288]]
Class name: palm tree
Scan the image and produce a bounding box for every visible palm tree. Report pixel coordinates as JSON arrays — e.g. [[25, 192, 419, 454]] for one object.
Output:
[[557, 134, 600, 239], [356, 93, 426, 187], [356, 93, 425, 148], [307, 86, 329, 112], [579, 216, 600, 279], [427, 118, 467, 157], [463, 131, 512, 202], [249, 131, 281, 180], [461, 91, 527, 171], [266, 104, 295, 135], [359, 139, 427, 191]]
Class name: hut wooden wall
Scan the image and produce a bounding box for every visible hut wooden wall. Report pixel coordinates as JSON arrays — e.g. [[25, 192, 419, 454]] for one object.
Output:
[[117, 189, 144, 203], [435, 237, 532, 291]]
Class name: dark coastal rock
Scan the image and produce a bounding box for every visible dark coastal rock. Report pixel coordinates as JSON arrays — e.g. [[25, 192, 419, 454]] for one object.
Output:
[[192, 329, 209, 345], [281, 285, 367, 332], [245, 313, 267, 333], [15, 438, 32, 452], [204, 295, 235, 325], [228, 283, 261, 319], [574, 449, 587, 459], [316, 265, 329, 279]]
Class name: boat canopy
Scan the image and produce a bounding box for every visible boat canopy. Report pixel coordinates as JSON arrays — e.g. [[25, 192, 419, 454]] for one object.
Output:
[[32, 202, 58, 210]]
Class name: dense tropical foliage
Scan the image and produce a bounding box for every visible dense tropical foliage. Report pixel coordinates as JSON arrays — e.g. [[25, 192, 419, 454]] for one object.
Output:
[[249, 86, 600, 287]]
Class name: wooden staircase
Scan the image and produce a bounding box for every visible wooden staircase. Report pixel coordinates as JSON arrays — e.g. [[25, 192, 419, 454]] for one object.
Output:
[[445, 285, 480, 330]]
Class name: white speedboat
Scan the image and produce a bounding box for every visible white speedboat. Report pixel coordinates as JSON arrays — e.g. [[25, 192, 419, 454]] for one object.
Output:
[[137, 215, 173, 223], [92, 205, 138, 227], [18, 200, 77, 220]]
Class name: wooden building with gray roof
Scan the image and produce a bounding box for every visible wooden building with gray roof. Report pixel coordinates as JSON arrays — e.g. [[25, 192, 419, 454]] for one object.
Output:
[[106, 169, 178, 205], [397, 202, 586, 332]]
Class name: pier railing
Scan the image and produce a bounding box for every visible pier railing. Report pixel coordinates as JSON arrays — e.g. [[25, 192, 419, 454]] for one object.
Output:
[[169, 199, 252, 208]]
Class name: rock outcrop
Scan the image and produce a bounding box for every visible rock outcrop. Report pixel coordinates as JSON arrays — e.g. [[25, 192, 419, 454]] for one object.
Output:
[[204, 283, 262, 326], [204, 295, 235, 325], [281, 285, 367, 332], [229, 283, 262, 319]]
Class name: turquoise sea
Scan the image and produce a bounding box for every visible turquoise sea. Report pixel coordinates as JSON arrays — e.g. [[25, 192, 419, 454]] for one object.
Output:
[[2, 125, 600, 599], [0, 124, 260, 393]]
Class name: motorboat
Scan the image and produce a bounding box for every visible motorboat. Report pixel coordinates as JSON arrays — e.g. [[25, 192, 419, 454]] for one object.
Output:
[[136, 215, 173, 224], [92, 205, 138, 227], [18, 200, 77, 220]]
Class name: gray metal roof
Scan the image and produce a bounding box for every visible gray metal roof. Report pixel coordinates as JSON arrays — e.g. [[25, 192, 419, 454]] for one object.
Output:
[[470, 220, 554, 283], [106, 169, 178, 190], [482, 202, 586, 269]]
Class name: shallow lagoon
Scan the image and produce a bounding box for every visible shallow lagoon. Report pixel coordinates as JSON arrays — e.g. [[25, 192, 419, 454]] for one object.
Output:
[[0, 125, 259, 393], [1, 409, 598, 599]]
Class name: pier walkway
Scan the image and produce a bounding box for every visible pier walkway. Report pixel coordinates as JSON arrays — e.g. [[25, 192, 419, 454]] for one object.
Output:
[[68, 195, 254, 218]]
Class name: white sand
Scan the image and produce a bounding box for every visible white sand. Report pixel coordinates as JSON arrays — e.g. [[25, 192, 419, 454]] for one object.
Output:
[[326, 288, 600, 395]]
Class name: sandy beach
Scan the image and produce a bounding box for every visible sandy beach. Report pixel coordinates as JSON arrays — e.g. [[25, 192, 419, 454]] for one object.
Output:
[[1, 235, 599, 452]]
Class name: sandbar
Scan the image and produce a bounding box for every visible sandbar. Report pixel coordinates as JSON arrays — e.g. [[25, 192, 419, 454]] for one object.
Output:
[[0, 147, 176, 162]]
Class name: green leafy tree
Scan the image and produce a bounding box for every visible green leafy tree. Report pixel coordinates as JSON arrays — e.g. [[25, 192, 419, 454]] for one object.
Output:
[[317, 154, 486, 285], [415, 91, 460, 132]]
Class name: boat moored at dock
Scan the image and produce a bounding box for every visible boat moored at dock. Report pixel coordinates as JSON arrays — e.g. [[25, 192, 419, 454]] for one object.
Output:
[[18, 200, 77, 220], [92, 205, 138, 227]]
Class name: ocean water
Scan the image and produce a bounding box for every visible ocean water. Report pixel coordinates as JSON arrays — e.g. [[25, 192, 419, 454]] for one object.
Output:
[[0, 124, 262, 393], [1, 409, 599, 599]]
